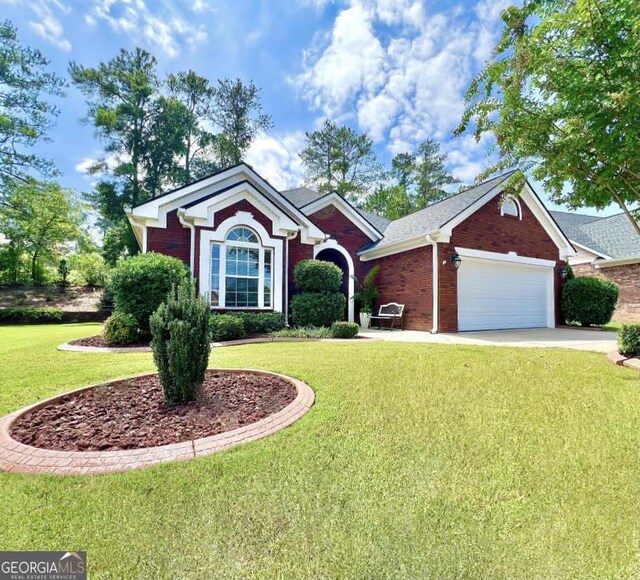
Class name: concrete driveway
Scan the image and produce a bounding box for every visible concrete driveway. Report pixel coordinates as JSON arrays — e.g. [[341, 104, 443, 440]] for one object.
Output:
[[360, 327, 617, 353]]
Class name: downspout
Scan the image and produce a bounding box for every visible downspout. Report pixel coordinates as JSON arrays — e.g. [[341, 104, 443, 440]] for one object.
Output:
[[425, 234, 438, 334], [285, 229, 300, 326], [177, 209, 196, 280]]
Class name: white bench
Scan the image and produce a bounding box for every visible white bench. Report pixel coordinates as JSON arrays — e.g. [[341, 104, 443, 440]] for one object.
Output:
[[370, 302, 405, 330]]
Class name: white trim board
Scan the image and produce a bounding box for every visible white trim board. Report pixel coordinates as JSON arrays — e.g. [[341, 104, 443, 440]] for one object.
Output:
[[454, 247, 557, 268], [301, 193, 383, 241]]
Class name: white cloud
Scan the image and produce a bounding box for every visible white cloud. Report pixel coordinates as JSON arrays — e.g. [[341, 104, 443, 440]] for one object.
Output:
[[85, 0, 207, 58], [244, 131, 307, 190], [292, 0, 510, 163], [11, 0, 73, 52]]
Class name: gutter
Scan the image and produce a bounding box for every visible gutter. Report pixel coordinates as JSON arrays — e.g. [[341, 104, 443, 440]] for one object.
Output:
[[177, 209, 196, 277], [425, 234, 438, 334], [594, 255, 640, 268]]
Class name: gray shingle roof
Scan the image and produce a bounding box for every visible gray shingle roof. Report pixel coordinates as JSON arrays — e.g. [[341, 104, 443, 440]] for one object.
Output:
[[551, 210, 640, 259], [362, 172, 516, 252]]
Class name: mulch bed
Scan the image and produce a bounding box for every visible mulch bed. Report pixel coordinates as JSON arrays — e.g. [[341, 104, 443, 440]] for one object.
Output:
[[68, 335, 150, 348], [10, 370, 297, 451]]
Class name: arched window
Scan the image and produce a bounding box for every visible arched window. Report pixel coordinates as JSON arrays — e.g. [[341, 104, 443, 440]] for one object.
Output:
[[209, 226, 273, 308], [501, 196, 520, 218]]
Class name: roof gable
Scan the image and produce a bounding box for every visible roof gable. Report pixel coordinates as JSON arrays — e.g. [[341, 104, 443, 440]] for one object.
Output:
[[126, 163, 325, 243]]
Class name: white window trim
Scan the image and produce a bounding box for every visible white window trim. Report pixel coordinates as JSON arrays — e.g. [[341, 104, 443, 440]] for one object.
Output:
[[500, 195, 522, 219], [313, 239, 355, 323], [198, 211, 283, 311]]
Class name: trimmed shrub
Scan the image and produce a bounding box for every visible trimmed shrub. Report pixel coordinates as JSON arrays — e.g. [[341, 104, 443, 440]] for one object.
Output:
[[210, 314, 245, 342], [290, 292, 346, 327], [0, 307, 63, 323], [294, 259, 342, 292], [331, 321, 359, 339], [271, 326, 331, 338], [618, 324, 640, 356], [103, 312, 139, 346], [110, 252, 189, 337], [150, 280, 211, 404], [228, 312, 286, 335], [562, 277, 618, 326]]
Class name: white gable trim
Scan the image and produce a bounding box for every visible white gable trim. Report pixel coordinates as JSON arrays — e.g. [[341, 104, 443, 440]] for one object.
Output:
[[301, 193, 383, 241], [594, 255, 640, 268], [439, 181, 575, 260], [126, 163, 325, 243], [569, 240, 612, 261], [183, 183, 299, 236]]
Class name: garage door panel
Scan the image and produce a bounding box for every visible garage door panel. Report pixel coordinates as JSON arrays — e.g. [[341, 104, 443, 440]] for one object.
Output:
[[457, 259, 551, 331]]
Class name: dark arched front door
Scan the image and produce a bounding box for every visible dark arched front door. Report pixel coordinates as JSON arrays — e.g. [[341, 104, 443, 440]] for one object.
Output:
[[316, 248, 349, 321]]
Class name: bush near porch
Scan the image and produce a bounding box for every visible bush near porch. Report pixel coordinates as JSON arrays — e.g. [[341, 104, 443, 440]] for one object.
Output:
[[0, 324, 637, 579], [291, 259, 346, 327]]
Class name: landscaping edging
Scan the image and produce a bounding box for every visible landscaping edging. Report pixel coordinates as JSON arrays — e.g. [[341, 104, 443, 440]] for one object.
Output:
[[0, 369, 315, 475], [606, 351, 640, 371], [58, 336, 373, 353]]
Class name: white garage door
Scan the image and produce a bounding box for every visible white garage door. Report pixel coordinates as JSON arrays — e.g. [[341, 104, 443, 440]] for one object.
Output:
[[458, 258, 552, 331]]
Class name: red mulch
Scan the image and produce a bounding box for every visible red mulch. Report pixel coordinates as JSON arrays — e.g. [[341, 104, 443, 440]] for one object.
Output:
[[11, 370, 297, 451], [68, 335, 150, 348]]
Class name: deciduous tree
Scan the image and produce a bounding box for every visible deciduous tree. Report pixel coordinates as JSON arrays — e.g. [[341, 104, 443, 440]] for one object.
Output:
[[455, 0, 640, 234]]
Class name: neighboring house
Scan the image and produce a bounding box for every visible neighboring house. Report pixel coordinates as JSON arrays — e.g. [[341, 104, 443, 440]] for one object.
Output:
[[551, 210, 640, 322], [126, 163, 574, 332]]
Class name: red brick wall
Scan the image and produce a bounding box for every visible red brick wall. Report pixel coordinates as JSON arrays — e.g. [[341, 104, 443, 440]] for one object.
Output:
[[287, 236, 314, 304], [372, 246, 433, 331], [307, 205, 374, 282], [146, 210, 190, 267], [437, 198, 564, 332], [572, 262, 640, 322]]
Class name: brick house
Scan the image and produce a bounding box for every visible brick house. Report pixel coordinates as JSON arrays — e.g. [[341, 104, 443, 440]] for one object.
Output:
[[126, 163, 574, 332], [551, 211, 640, 322]]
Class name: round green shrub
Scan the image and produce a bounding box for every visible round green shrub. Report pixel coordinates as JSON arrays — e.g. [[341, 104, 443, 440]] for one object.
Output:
[[562, 276, 618, 326], [210, 314, 246, 342], [294, 260, 343, 293], [618, 323, 640, 356], [331, 321, 359, 339], [290, 292, 346, 327], [103, 312, 139, 345], [71, 252, 110, 287], [110, 253, 189, 337]]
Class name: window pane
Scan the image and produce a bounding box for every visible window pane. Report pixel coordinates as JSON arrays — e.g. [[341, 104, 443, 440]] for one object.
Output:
[[226, 227, 259, 243], [210, 243, 220, 306]]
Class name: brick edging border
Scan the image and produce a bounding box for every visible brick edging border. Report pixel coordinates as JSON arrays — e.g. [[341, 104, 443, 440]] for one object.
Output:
[[606, 351, 640, 371], [0, 369, 315, 476], [58, 336, 374, 353]]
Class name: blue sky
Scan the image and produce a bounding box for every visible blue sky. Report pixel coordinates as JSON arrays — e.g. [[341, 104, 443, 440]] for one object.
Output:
[[2, 0, 616, 216]]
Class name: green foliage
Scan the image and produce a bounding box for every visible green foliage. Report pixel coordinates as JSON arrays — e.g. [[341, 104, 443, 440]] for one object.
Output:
[[103, 312, 139, 346], [0, 20, 66, 193], [300, 119, 382, 202], [270, 326, 331, 338], [71, 252, 109, 287], [352, 265, 380, 313], [363, 140, 459, 220], [209, 314, 245, 342], [57, 259, 69, 290], [0, 307, 62, 323], [110, 252, 188, 337], [227, 311, 285, 335], [294, 259, 342, 293], [331, 321, 359, 339], [455, 0, 640, 231], [71, 49, 273, 261], [290, 292, 346, 327], [0, 180, 83, 284], [564, 263, 575, 281], [562, 277, 618, 326], [150, 280, 211, 405], [617, 324, 640, 357]]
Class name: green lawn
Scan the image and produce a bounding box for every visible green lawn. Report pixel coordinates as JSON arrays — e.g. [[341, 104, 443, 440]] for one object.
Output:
[[0, 324, 638, 580]]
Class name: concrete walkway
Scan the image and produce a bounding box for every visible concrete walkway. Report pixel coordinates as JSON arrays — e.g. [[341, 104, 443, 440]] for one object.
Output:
[[359, 327, 617, 353]]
